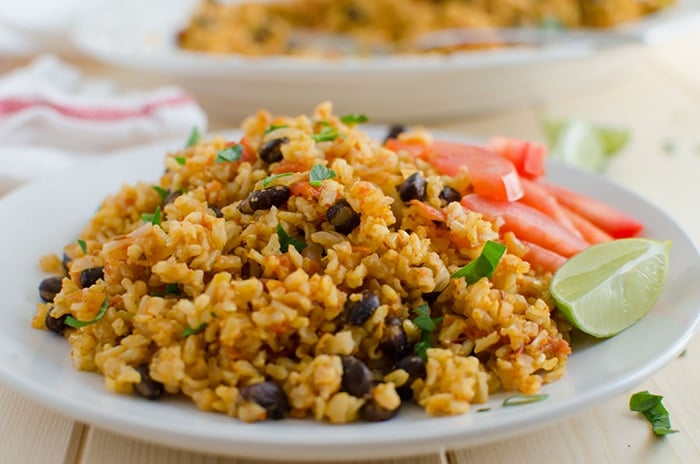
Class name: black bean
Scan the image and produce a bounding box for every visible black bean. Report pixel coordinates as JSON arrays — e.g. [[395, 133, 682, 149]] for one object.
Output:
[[258, 137, 288, 163], [239, 185, 291, 214], [301, 242, 324, 262], [422, 291, 442, 304], [134, 364, 164, 400], [39, 277, 63, 303], [360, 399, 399, 422], [382, 124, 405, 144], [327, 199, 360, 235], [62, 253, 72, 272], [163, 190, 182, 206], [45, 306, 68, 335], [210, 205, 223, 218], [346, 290, 380, 326], [340, 356, 373, 398], [399, 172, 426, 202], [379, 317, 408, 361], [240, 381, 288, 420], [79, 267, 104, 289], [439, 186, 462, 204], [396, 355, 427, 400]]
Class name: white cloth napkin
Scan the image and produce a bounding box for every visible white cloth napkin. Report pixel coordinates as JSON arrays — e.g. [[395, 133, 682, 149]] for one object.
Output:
[[0, 55, 208, 195]]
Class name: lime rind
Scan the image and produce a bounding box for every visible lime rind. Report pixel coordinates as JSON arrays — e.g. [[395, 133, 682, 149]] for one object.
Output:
[[551, 239, 670, 338]]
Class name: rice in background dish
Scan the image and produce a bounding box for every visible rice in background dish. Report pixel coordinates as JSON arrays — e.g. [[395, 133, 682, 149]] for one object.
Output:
[[33, 102, 570, 423]]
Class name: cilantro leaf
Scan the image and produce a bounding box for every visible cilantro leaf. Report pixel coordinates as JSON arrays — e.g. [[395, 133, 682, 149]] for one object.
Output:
[[65, 296, 109, 328], [142, 206, 162, 226], [276, 224, 307, 253], [216, 145, 243, 163], [264, 124, 289, 135], [452, 240, 507, 284], [340, 114, 369, 125], [77, 239, 87, 254], [165, 283, 180, 295], [502, 394, 549, 407], [182, 322, 208, 337], [412, 303, 443, 361], [309, 164, 337, 187], [312, 127, 339, 143], [262, 172, 294, 187], [630, 391, 678, 436], [152, 186, 169, 201], [186, 127, 201, 148], [174, 156, 187, 166]]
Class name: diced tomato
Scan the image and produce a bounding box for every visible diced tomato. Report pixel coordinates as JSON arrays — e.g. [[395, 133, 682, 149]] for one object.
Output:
[[539, 181, 643, 238], [559, 204, 613, 244], [461, 194, 588, 257], [407, 199, 446, 222], [489, 137, 547, 179], [518, 178, 581, 238], [427, 141, 524, 202], [384, 139, 428, 158], [522, 241, 567, 273], [289, 180, 320, 200], [271, 160, 312, 174]]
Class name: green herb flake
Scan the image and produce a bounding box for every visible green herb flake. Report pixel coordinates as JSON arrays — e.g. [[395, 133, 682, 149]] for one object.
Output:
[[186, 127, 201, 148], [308, 164, 337, 187], [312, 126, 339, 143], [182, 322, 208, 338], [629, 391, 678, 436], [277, 224, 307, 253], [216, 145, 243, 163], [340, 113, 369, 125], [476, 408, 491, 413], [452, 240, 507, 284], [77, 239, 87, 254], [262, 172, 294, 187], [142, 206, 162, 226], [264, 124, 289, 135], [412, 304, 443, 362], [502, 393, 549, 407], [65, 296, 109, 329], [152, 186, 169, 201], [174, 156, 187, 166], [165, 283, 180, 295]]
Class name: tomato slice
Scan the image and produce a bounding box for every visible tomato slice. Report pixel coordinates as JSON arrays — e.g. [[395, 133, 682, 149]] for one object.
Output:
[[539, 181, 643, 239], [489, 137, 547, 179], [518, 178, 581, 238], [428, 141, 524, 202], [559, 204, 613, 244], [522, 241, 567, 273], [461, 194, 588, 257]]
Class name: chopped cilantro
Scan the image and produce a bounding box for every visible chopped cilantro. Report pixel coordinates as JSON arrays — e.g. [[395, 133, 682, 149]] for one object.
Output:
[[340, 113, 369, 125], [215, 145, 243, 163], [152, 186, 169, 201], [264, 124, 289, 135], [309, 164, 337, 187], [630, 391, 678, 436], [412, 303, 443, 361], [262, 172, 294, 187], [476, 408, 491, 413], [165, 283, 180, 295], [186, 127, 201, 148], [174, 156, 187, 166], [77, 239, 87, 254], [452, 240, 507, 284], [276, 224, 307, 253], [142, 206, 162, 226], [312, 126, 339, 143], [502, 393, 549, 407], [182, 322, 208, 337], [65, 296, 109, 328]]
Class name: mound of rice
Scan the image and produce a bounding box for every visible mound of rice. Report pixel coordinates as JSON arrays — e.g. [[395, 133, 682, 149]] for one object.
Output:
[[33, 102, 571, 423]]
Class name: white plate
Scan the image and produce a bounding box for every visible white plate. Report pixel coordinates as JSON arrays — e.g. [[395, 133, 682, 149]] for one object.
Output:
[[70, 0, 700, 123], [0, 129, 698, 461]]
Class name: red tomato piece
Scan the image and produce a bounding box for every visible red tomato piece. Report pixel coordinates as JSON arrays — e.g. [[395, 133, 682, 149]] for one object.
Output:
[[407, 199, 446, 222], [539, 181, 644, 239], [428, 141, 524, 202], [559, 204, 613, 245], [461, 194, 588, 257], [385, 139, 428, 158], [522, 241, 567, 273], [518, 178, 581, 239], [488, 137, 547, 179]]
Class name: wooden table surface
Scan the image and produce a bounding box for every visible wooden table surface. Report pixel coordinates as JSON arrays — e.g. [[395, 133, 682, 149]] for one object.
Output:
[[1, 32, 700, 464]]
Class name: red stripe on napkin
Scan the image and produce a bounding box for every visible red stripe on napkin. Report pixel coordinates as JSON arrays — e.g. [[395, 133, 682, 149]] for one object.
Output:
[[0, 94, 195, 121]]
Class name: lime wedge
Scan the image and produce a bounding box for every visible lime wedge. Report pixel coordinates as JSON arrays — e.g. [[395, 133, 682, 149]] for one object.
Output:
[[542, 118, 630, 170], [551, 238, 670, 338]]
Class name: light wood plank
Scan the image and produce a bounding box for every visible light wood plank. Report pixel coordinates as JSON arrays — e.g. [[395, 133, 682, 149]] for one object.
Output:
[[0, 386, 79, 464], [79, 427, 444, 464]]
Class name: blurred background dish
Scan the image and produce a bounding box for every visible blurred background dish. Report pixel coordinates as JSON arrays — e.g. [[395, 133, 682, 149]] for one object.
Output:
[[71, 0, 700, 123]]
